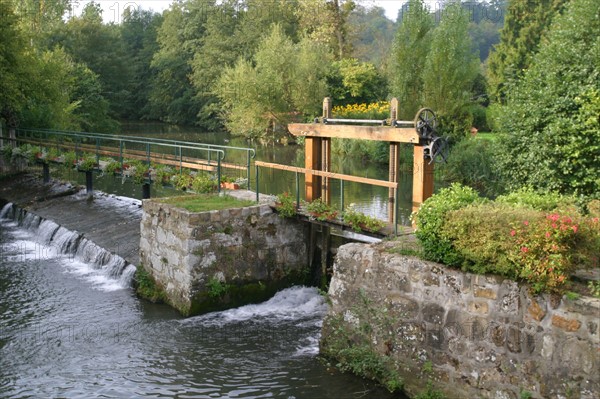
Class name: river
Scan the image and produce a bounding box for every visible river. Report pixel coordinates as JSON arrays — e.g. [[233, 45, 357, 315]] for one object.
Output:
[[0, 202, 405, 397]]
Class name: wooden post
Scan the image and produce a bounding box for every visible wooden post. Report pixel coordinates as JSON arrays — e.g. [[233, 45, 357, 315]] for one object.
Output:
[[412, 145, 434, 214], [388, 98, 399, 224], [322, 97, 332, 204], [305, 137, 321, 202], [9, 127, 16, 148]]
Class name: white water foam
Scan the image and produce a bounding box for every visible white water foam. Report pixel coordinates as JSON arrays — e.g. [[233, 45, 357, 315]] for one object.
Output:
[[182, 286, 329, 357], [0, 203, 136, 291], [185, 286, 328, 327]]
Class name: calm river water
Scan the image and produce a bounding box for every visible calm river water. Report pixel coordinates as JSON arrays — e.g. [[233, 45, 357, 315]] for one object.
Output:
[[0, 204, 405, 398]]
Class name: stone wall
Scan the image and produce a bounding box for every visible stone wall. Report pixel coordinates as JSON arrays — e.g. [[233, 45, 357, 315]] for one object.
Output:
[[139, 199, 310, 316], [321, 242, 600, 399]]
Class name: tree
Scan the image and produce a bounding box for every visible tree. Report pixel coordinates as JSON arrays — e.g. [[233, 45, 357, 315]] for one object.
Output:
[[59, 3, 134, 119], [486, 0, 568, 102], [296, 0, 355, 60], [348, 5, 396, 67], [147, 2, 205, 125], [494, 0, 600, 196], [189, 0, 300, 130], [422, 1, 480, 139], [1, 1, 31, 126], [388, 0, 434, 119], [326, 59, 387, 106], [216, 25, 330, 140], [120, 8, 163, 120]]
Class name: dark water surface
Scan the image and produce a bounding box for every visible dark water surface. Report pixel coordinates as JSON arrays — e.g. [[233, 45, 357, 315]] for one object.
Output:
[[0, 205, 404, 398]]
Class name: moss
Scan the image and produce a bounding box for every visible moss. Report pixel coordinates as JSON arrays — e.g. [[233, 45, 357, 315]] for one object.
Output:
[[159, 194, 254, 212], [134, 267, 166, 303]]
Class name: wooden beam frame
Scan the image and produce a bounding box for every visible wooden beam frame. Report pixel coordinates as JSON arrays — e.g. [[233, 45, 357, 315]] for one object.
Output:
[[289, 123, 419, 143]]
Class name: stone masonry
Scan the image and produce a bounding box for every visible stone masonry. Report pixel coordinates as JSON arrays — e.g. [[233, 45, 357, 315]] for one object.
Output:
[[321, 242, 600, 399], [139, 199, 310, 316]]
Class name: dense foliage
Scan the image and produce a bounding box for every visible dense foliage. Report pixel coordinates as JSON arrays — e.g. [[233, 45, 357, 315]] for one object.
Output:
[[486, 0, 567, 102], [494, 0, 600, 196], [1, 0, 508, 143]]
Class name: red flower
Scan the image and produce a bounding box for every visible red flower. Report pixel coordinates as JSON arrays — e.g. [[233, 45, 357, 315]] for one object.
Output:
[[521, 247, 529, 253], [510, 230, 516, 237], [547, 214, 560, 222], [552, 223, 558, 229], [545, 232, 551, 239], [572, 225, 578, 233], [523, 221, 529, 226]]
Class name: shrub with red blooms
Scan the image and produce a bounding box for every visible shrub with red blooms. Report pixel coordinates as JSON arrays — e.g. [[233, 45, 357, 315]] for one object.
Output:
[[509, 214, 579, 293]]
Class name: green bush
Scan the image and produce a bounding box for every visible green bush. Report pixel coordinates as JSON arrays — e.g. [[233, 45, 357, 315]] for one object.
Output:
[[154, 165, 175, 185], [413, 183, 484, 266], [303, 198, 338, 221], [61, 151, 76, 168], [77, 154, 97, 172], [496, 188, 576, 211], [434, 201, 599, 293], [343, 204, 386, 232], [191, 173, 217, 193], [441, 204, 544, 276], [172, 172, 194, 191], [104, 159, 121, 175], [275, 192, 297, 218]]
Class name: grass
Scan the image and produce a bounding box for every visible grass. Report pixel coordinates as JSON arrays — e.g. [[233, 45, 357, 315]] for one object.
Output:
[[159, 194, 254, 212], [474, 132, 497, 141]]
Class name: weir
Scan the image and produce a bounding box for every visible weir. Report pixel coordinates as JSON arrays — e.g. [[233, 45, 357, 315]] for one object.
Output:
[[0, 202, 136, 288]]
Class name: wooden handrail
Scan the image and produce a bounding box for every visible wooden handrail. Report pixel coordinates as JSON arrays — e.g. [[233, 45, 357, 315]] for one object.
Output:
[[254, 161, 398, 189]]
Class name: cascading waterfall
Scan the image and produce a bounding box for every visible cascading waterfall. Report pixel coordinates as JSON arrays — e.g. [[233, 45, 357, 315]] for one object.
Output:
[[0, 202, 136, 288]]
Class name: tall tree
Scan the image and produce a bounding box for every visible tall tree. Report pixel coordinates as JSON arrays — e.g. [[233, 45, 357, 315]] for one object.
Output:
[[59, 3, 133, 119], [388, 0, 434, 119], [1, 1, 31, 126], [147, 1, 206, 124], [486, 0, 568, 102], [120, 8, 163, 120], [216, 25, 330, 140], [190, 0, 299, 129], [348, 5, 396, 67], [495, 0, 600, 196], [296, 0, 355, 60], [422, 1, 480, 139]]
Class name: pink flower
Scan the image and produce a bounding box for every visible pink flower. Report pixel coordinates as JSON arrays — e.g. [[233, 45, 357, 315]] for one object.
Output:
[[510, 230, 516, 237], [523, 221, 529, 226], [592, 217, 599, 224], [572, 225, 578, 233], [545, 232, 551, 238], [547, 214, 560, 222], [552, 223, 558, 229], [521, 247, 529, 253], [563, 217, 572, 224]]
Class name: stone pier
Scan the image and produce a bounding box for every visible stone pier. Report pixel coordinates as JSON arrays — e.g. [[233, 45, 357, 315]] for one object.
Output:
[[139, 199, 310, 316]]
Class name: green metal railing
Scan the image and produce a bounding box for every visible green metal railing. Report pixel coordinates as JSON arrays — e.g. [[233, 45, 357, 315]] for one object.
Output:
[[16, 128, 256, 189]]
